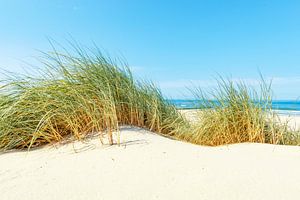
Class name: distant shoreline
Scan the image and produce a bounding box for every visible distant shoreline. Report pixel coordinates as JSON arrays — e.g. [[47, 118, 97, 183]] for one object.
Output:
[[177, 107, 300, 116], [172, 99, 300, 113]]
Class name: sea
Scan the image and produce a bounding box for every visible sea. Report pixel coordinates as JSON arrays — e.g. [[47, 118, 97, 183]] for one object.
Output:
[[169, 100, 300, 116]]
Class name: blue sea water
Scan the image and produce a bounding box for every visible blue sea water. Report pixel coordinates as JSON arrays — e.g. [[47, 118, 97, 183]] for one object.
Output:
[[169, 100, 300, 116]]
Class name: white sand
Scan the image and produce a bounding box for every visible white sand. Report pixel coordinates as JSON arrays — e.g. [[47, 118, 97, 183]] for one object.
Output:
[[180, 109, 300, 130], [1, 113, 300, 200]]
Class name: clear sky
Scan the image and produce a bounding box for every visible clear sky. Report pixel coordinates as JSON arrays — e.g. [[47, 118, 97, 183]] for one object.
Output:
[[0, 0, 300, 99]]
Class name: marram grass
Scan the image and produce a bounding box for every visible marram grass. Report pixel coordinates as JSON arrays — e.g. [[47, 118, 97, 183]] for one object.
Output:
[[0, 45, 189, 151], [184, 78, 300, 146], [0, 44, 299, 152]]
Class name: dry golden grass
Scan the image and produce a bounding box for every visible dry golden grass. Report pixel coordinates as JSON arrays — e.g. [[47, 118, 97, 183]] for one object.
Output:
[[0, 43, 299, 152], [0, 44, 188, 151], [184, 78, 300, 146]]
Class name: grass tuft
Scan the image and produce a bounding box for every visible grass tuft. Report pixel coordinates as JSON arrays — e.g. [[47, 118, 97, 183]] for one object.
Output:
[[185, 78, 300, 146], [0, 44, 188, 151], [0, 43, 299, 151]]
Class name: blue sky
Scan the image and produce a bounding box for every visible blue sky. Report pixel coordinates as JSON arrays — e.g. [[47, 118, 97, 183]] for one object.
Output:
[[0, 0, 300, 99]]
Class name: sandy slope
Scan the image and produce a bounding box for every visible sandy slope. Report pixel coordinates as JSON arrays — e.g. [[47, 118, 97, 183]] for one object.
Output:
[[1, 126, 300, 200]]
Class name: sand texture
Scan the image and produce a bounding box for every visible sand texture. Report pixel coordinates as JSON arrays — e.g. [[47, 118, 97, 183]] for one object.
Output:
[[1, 122, 300, 200]]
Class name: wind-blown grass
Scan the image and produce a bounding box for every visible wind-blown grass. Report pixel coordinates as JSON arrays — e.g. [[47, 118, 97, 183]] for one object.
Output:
[[185, 78, 300, 146], [0, 43, 299, 151], [0, 45, 189, 151]]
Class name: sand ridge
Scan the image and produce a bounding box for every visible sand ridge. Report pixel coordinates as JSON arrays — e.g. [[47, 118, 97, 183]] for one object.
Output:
[[1, 125, 300, 200]]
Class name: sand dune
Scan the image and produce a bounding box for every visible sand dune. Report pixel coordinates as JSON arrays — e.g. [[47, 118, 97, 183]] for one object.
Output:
[[1, 125, 300, 200]]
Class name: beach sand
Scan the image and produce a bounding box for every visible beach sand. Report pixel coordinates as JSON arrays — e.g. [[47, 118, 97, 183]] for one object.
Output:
[[180, 109, 300, 130], [1, 111, 300, 200]]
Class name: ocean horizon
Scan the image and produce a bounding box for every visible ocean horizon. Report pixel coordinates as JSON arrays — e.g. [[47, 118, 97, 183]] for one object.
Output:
[[170, 99, 300, 115]]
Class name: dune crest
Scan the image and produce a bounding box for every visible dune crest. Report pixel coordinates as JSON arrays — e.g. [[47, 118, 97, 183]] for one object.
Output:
[[1, 125, 300, 200]]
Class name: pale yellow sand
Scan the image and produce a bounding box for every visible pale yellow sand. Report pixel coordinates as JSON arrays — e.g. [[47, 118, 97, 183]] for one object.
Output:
[[1, 113, 300, 200], [180, 109, 300, 130]]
